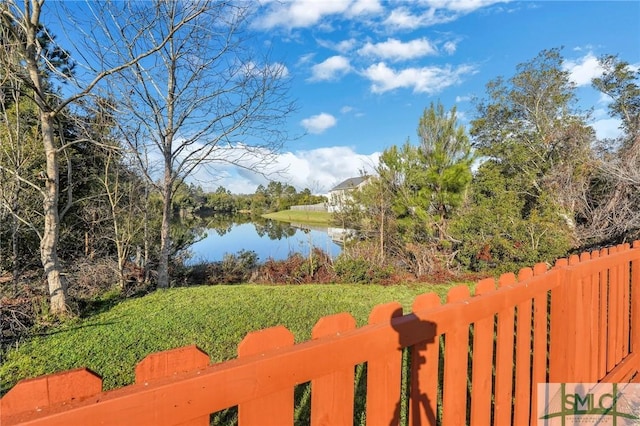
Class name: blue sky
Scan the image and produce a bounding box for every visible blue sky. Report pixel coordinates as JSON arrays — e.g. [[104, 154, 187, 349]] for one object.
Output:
[[222, 0, 640, 194], [48, 1, 640, 194]]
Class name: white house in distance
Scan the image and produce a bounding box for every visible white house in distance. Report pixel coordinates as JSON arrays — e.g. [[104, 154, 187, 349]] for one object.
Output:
[[327, 176, 370, 213]]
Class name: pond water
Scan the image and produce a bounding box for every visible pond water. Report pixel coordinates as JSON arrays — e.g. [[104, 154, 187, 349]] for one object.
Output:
[[187, 220, 342, 264]]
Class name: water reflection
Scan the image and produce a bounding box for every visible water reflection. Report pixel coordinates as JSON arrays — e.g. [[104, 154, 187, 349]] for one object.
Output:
[[187, 215, 342, 264]]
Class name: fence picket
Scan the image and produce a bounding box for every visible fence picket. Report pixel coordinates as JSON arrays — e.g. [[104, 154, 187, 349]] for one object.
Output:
[[609, 246, 621, 370], [310, 313, 357, 426], [470, 278, 495, 426], [409, 292, 441, 426], [237, 326, 295, 426], [0, 368, 102, 421], [366, 302, 404, 426], [134, 345, 210, 426], [494, 273, 516, 425], [513, 268, 533, 425], [442, 285, 471, 426], [632, 241, 640, 358], [529, 264, 550, 426]]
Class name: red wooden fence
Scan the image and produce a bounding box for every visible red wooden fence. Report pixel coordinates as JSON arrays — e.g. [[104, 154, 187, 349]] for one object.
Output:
[[2, 242, 640, 425]]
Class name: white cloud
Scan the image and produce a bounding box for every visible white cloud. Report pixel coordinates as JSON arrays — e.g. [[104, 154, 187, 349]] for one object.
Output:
[[340, 105, 354, 114], [383, 7, 453, 29], [358, 37, 437, 61], [191, 146, 380, 194], [300, 113, 337, 134], [455, 95, 471, 102], [347, 0, 384, 17], [255, 0, 382, 30], [421, 0, 508, 13], [564, 53, 603, 86], [442, 40, 457, 55], [362, 62, 477, 94], [309, 56, 352, 81], [243, 61, 289, 79], [317, 38, 358, 54], [384, 1, 506, 29]]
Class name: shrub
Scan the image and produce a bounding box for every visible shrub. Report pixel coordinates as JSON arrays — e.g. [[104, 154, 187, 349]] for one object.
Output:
[[333, 255, 393, 284]]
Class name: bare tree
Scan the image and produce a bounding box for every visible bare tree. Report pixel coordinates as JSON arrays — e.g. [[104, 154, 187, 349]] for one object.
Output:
[[91, 1, 295, 288], [0, 0, 203, 313], [580, 55, 640, 244]]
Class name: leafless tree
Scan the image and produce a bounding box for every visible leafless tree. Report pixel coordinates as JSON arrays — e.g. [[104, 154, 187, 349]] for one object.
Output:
[[0, 0, 204, 313], [86, 1, 295, 288]]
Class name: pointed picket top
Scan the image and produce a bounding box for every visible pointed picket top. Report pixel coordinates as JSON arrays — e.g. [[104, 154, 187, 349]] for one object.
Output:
[[474, 278, 495, 296], [312, 312, 356, 339], [0, 368, 101, 419], [447, 285, 471, 303], [368, 302, 403, 325], [518, 267, 534, 282], [238, 325, 294, 358], [135, 345, 209, 384], [580, 252, 591, 262], [600, 247, 609, 257], [533, 262, 548, 276], [568, 254, 580, 265], [634, 240, 640, 249], [591, 250, 600, 259]]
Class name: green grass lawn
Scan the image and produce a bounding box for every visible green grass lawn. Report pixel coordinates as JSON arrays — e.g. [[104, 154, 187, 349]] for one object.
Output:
[[262, 209, 332, 225], [0, 283, 467, 395]]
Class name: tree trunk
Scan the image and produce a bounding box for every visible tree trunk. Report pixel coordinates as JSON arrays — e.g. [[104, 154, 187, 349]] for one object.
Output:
[[39, 112, 68, 314], [157, 168, 173, 289], [24, 9, 68, 314]]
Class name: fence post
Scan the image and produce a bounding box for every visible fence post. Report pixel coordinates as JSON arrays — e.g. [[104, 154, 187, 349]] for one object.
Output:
[[238, 326, 295, 426], [310, 313, 357, 426], [366, 302, 403, 426]]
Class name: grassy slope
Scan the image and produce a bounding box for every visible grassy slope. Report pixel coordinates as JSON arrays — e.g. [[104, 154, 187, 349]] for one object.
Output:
[[262, 210, 332, 225], [0, 283, 468, 394]]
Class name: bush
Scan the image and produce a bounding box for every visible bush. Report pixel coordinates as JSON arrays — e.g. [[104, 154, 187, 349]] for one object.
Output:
[[183, 250, 258, 285], [253, 248, 335, 284], [333, 255, 392, 284]]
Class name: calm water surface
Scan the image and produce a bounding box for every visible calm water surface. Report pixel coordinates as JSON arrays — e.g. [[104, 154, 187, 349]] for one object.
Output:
[[188, 221, 342, 264]]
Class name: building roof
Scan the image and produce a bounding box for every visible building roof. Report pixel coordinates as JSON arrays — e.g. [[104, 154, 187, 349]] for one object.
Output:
[[329, 176, 369, 192]]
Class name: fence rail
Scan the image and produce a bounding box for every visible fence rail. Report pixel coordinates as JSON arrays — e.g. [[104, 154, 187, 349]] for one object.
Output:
[[2, 242, 640, 425]]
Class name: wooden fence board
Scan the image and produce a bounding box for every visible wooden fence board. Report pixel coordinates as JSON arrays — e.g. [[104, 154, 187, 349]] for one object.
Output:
[[494, 273, 516, 426], [442, 286, 471, 426], [513, 268, 533, 426], [238, 326, 295, 426], [366, 303, 403, 426], [470, 278, 495, 426], [409, 293, 441, 426], [311, 313, 357, 426]]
